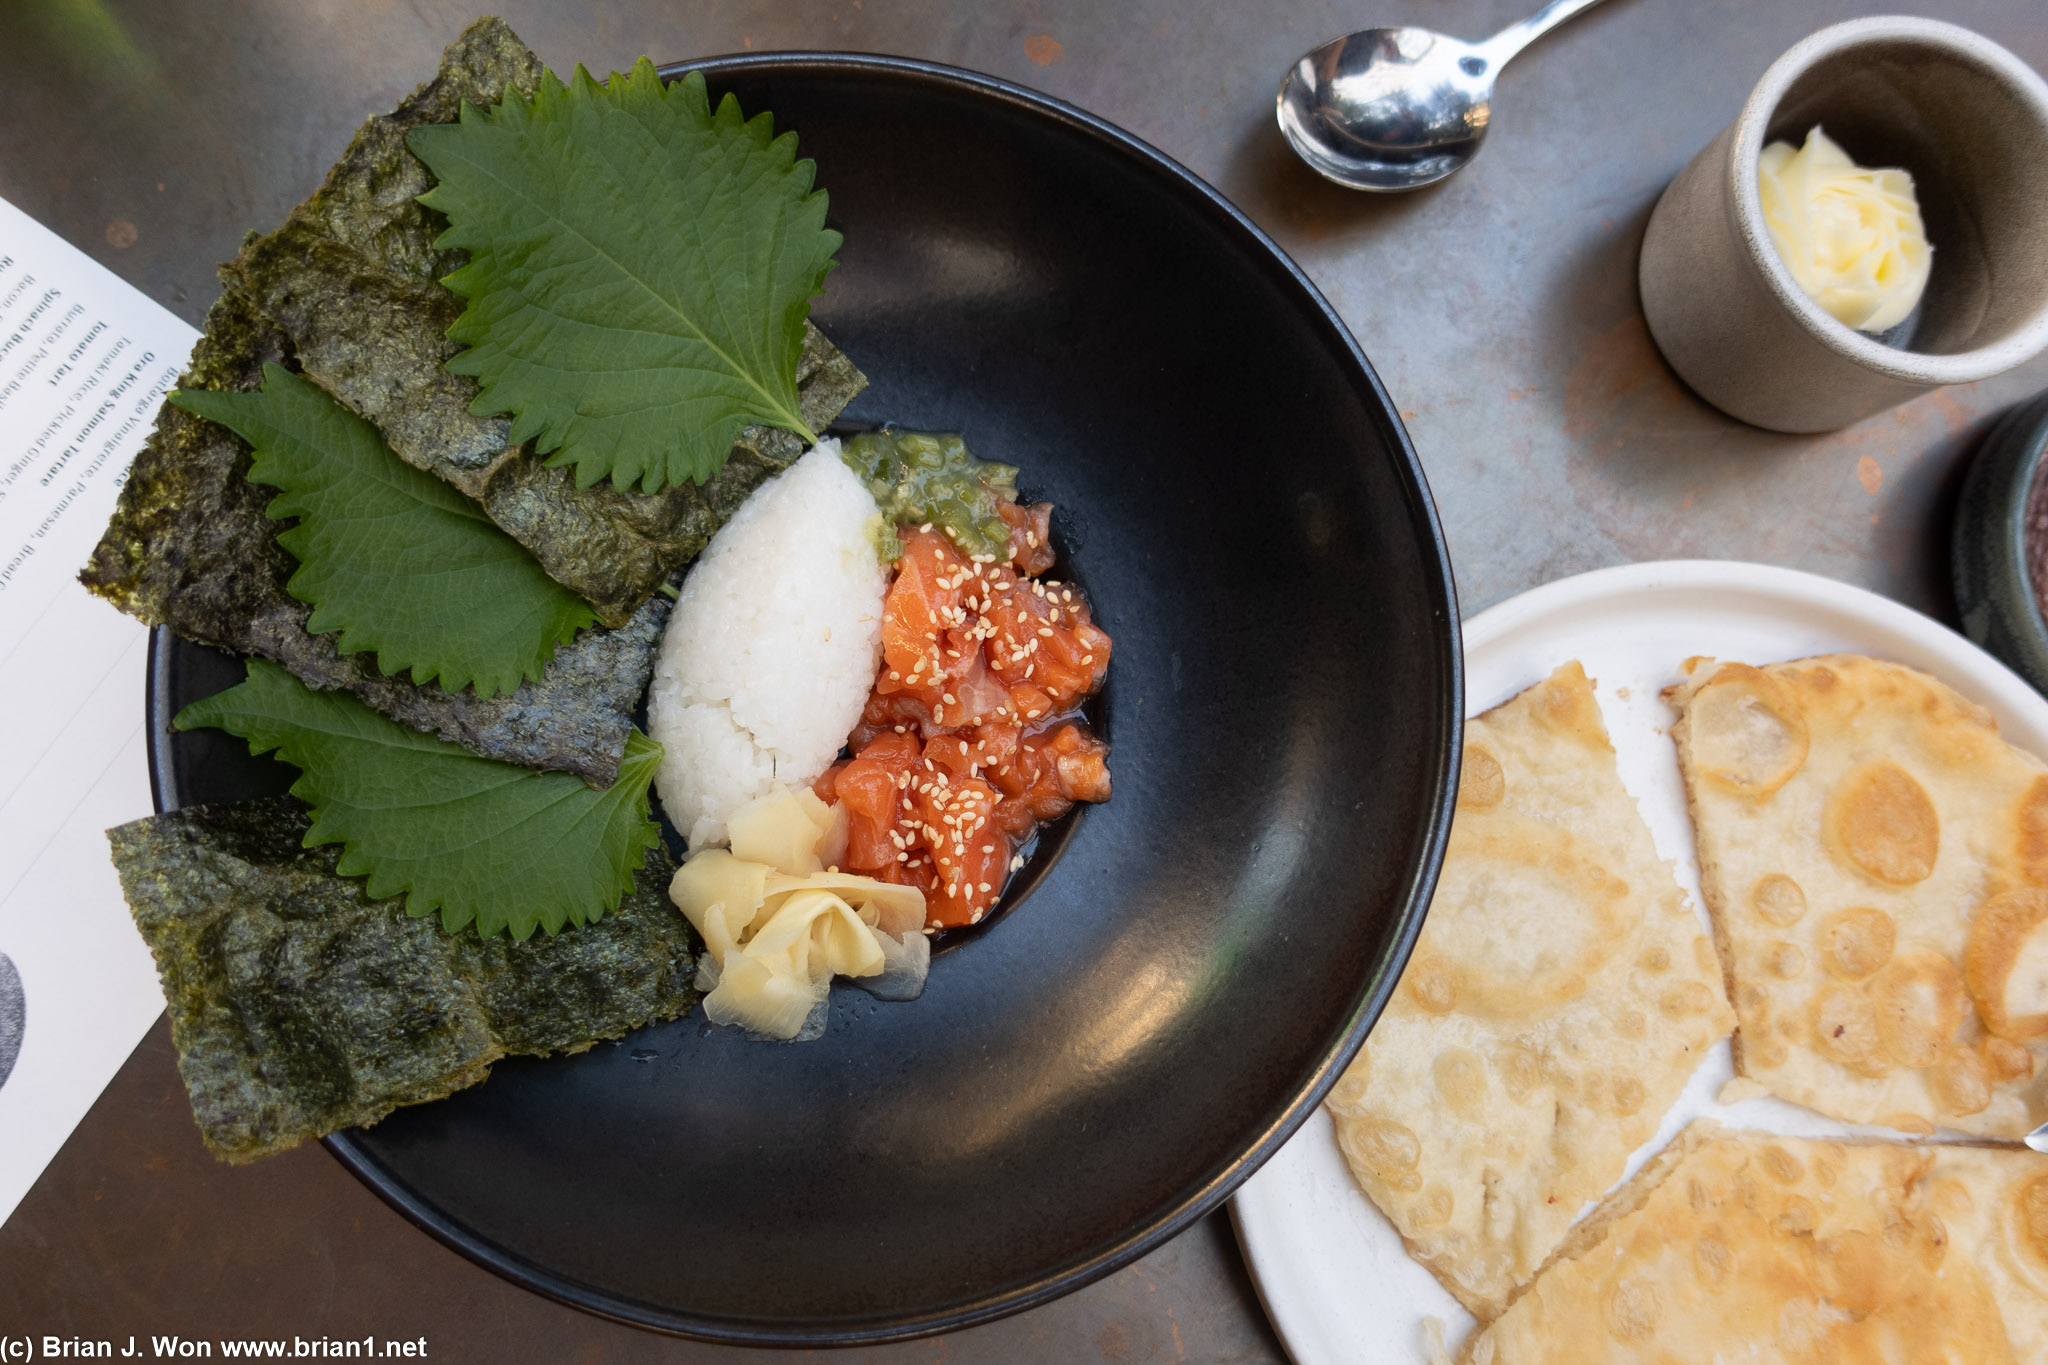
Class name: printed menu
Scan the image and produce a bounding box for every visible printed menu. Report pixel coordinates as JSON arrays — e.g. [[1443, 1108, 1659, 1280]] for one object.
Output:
[[0, 196, 199, 1227]]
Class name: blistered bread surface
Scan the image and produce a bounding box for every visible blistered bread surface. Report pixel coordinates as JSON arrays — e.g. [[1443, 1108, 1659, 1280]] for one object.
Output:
[[1670, 654, 2048, 1137], [1464, 1123, 2048, 1364], [1328, 662, 1734, 1318]]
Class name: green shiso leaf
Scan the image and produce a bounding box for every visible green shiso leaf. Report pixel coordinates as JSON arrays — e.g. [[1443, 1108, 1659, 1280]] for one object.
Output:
[[407, 59, 840, 493], [175, 659, 664, 941], [169, 365, 600, 698]]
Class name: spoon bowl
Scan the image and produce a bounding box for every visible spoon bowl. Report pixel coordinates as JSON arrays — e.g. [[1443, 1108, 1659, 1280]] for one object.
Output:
[[1277, 0, 1608, 191], [1278, 28, 1498, 191]]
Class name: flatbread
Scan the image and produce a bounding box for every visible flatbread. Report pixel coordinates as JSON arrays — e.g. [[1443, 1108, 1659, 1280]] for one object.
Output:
[[1463, 1122, 2048, 1364], [1328, 662, 1734, 1318], [1670, 654, 2048, 1138]]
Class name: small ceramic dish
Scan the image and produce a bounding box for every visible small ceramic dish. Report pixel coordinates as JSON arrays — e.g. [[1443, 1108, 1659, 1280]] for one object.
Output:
[[1954, 389, 2048, 697], [1639, 17, 2048, 433]]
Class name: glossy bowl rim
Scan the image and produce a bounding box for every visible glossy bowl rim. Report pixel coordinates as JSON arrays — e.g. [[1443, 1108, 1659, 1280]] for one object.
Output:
[[148, 48, 1462, 1346]]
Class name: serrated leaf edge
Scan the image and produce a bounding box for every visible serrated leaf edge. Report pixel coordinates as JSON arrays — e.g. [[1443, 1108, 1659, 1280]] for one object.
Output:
[[168, 368, 599, 697], [408, 60, 837, 492], [174, 662, 666, 941]]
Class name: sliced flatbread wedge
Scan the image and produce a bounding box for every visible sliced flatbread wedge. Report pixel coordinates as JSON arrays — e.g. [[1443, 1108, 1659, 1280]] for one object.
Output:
[[1670, 654, 2048, 1137], [1329, 662, 1734, 1318], [1464, 1122, 2048, 1364]]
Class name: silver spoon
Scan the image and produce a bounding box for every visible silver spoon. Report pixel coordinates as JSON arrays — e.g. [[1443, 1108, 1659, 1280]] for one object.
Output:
[[2030, 1120, 2048, 1155], [1277, 0, 1609, 191]]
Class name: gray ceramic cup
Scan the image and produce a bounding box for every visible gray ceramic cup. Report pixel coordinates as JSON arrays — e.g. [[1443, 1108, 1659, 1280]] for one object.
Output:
[[1640, 16, 2048, 433]]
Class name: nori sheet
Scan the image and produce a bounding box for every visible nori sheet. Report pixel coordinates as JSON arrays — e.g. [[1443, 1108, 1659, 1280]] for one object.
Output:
[[76, 281, 665, 788], [223, 16, 867, 625], [108, 795, 699, 1164], [80, 14, 865, 772]]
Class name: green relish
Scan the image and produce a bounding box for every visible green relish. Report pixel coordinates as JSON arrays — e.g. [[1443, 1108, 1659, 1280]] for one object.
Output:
[[840, 428, 1020, 562]]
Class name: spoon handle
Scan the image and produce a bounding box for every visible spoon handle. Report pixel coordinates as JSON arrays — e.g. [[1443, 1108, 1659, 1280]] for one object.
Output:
[[1479, 0, 1609, 69]]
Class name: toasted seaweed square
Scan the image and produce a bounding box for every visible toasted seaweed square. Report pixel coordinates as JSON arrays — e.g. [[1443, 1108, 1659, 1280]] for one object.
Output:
[[108, 795, 698, 1163]]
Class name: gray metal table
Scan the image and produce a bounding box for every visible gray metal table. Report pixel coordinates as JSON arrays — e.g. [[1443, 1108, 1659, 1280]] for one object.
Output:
[[3, 1, 2043, 1359]]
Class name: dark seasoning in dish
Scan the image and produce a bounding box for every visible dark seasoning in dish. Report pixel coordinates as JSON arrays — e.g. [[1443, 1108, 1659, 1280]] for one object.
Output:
[[2025, 455, 2048, 623]]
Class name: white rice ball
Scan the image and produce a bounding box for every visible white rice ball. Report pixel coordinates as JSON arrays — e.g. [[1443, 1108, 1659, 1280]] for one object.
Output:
[[647, 440, 889, 848]]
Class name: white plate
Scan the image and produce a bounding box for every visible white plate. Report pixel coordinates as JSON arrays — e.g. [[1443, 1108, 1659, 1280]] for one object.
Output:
[[1229, 560, 2048, 1365]]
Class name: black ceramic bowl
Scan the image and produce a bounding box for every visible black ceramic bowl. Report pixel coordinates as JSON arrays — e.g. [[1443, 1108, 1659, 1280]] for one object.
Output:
[[149, 53, 1460, 1344], [1955, 389, 2048, 695]]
